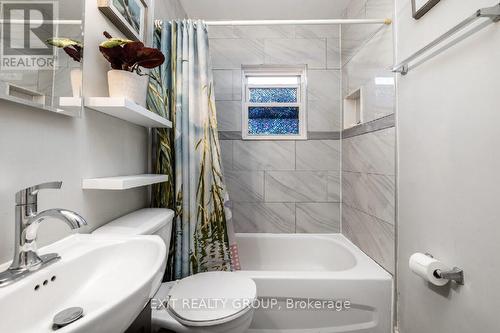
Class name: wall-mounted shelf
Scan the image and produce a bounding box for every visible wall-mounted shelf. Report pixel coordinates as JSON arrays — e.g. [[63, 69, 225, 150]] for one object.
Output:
[[58, 97, 83, 115], [85, 97, 172, 128], [0, 94, 78, 117], [82, 174, 168, 190]]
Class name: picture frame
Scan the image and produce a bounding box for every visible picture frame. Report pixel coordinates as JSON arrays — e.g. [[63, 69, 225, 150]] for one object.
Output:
[[98, 0, 147, 41], [411, 0, 440, 20]]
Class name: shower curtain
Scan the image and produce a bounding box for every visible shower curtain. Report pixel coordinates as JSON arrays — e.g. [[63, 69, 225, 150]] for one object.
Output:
[[147, 20, 240, 280]]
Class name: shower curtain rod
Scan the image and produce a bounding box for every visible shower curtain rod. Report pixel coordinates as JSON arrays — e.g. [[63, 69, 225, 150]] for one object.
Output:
[[204, 18, 392, 26], [154, 18, 392, 28]]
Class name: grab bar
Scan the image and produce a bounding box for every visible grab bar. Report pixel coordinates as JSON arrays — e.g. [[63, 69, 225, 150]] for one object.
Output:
[[393, 3, 500, 75]]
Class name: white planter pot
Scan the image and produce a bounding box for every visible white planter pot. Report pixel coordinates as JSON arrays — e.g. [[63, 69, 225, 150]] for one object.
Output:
[[70, 68, 82, 97], [107, 70, 149, 107]]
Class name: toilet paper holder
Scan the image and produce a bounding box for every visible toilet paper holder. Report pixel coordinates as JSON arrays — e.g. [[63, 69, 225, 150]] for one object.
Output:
[[425, 253, 464, 285]]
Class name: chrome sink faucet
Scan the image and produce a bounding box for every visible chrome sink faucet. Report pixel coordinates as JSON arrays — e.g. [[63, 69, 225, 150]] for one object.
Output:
[[0, 181, 87, 287]]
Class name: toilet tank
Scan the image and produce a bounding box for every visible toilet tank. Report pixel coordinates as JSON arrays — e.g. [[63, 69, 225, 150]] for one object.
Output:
[[92, 208, 174, 247]]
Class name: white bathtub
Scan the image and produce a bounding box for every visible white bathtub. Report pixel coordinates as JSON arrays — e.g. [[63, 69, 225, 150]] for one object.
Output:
[[235, 233, 392, 333]]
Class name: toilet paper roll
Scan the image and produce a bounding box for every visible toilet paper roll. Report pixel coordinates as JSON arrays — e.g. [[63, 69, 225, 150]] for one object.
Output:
[[409, 253, 450, 286]]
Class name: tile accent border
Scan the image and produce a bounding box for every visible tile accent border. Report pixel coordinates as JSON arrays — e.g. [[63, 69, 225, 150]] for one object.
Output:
[[342, 114, 395, 139], [218, 115, 394, 141], [218, 131, 241, 140], [219, 131, 341, 140]]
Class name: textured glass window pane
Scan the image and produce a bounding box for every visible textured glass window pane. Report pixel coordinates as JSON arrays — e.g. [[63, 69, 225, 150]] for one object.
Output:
[[249, 88, 297, 103], [248, 76, 299, 85], [248, 107, 299, 135]]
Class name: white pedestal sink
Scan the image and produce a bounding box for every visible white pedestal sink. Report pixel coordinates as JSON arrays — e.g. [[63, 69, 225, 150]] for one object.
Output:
[[0, 234, 166, 333]]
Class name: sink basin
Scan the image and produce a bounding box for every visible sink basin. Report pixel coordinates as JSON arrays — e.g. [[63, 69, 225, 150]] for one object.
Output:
[[0, 234, 166, 333]]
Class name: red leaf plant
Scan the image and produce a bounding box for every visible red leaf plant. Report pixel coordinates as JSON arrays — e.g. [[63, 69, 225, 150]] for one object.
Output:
[[99, 31, 165, 74]]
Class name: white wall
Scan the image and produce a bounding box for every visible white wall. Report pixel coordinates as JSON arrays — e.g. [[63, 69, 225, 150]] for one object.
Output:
[[396, 0, 500, 331], [0, 0, 186, 264]]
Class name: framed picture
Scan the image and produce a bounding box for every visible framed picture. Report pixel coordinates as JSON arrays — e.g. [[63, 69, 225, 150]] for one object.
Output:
[[98, 0, 147, 41], [411, 0, 440, 20]]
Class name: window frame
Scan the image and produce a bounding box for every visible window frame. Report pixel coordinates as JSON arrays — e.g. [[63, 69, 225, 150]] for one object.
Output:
[[241, 66, 307, 140]]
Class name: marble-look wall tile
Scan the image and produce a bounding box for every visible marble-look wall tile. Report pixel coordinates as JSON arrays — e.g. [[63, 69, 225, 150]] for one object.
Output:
[[308, 70, 340, 102], [213, 70, 242, 101], [327, 171, 341, 202], [342, 171, 395, 224], [308, 99, 342, 132], [233, 202, 295, 233], [216, 101, 241, 131], [343, 27, 393, 88], [327, 38, 341, 69], [213, 70, 233, 101], [342, 24, 382, 58], [231, 70, 242, 101], [296, 140, 340, 171], [365, 0, 393, 18], [207, 26, 237, 38], [220, 140, 233, 171], [342, 204, 394, 273], [361, 76, 395, 123], [294, 25, 339, 39], [307, 70, 341, 131], [296, 203, 340, 233], [345, 0, 367, 19], [265, 171, 328, 202], [210, 39, 265, 69], [342, 127, 395, 175], [225, 170, 264, 202], [233, 141, 295, 171], [264, 39, 327, 69], [234, 25, 294, 39]]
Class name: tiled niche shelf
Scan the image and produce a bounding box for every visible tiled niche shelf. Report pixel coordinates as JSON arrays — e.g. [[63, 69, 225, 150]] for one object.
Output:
[[343, 87, 363, 130], [82, 174, 168, 190], [85, 97, 172, 128]]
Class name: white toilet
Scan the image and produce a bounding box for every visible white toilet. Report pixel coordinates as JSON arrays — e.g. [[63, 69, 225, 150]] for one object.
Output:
[[92, 208, 256, 333]]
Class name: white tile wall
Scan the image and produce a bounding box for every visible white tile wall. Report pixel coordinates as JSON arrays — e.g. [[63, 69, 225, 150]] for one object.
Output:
[[296, 140, 340, 170], [210, 25, 342, 234], [265, 171, 328, 202], [340, 0, 396, 273], [233, 202, 295, 233], [264, 39, 327, 69], [210, 39, 265, 69], [233, 141, 295, 171], [296, 203, 341, 233]]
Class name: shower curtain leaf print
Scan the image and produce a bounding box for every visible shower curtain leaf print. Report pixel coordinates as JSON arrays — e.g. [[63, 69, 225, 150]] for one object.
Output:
[[147, 20, 240, 280]]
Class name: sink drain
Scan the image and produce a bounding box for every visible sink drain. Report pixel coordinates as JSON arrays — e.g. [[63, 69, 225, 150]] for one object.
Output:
[[53, 307, 83, 329]]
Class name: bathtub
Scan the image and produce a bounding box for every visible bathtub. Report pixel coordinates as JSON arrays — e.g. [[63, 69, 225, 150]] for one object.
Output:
[[235, 233, 392, 333]]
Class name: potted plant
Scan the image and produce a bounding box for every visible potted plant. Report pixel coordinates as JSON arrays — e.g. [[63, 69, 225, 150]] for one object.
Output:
[[46, 38, 83, 97], [99, 31, 165, 107]]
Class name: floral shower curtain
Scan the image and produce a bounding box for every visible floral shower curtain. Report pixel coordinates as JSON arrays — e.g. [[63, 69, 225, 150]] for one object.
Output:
[[147, 20, 240, 280]]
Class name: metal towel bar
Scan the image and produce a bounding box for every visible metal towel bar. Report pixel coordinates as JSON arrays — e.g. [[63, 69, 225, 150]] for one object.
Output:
[[393, 3, 500, 75]]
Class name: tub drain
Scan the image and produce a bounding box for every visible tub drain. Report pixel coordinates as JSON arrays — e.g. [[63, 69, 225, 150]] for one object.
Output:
[[53, 307, 83, 329]]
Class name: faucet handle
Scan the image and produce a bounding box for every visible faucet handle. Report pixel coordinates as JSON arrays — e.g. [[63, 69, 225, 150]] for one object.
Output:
[[15, 181, 63, 205]]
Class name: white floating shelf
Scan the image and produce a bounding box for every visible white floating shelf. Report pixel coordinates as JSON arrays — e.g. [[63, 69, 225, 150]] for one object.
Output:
[[0, 94, 78, 117], [58, 97, 83, 115], [85, 97, 172, 128], [82, 174, 168, 190]]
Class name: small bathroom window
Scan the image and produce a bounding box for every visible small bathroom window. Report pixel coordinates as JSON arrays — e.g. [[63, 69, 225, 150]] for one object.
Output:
[[343, 87, 363, 129], [242, 66, 307, 140]]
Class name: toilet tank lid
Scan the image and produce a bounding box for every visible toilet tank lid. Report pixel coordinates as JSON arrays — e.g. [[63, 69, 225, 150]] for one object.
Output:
[[93, 208, 174, 236]]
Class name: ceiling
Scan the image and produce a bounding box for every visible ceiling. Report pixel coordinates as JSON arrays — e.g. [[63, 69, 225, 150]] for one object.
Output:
[[178, 0, 352, 20]]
